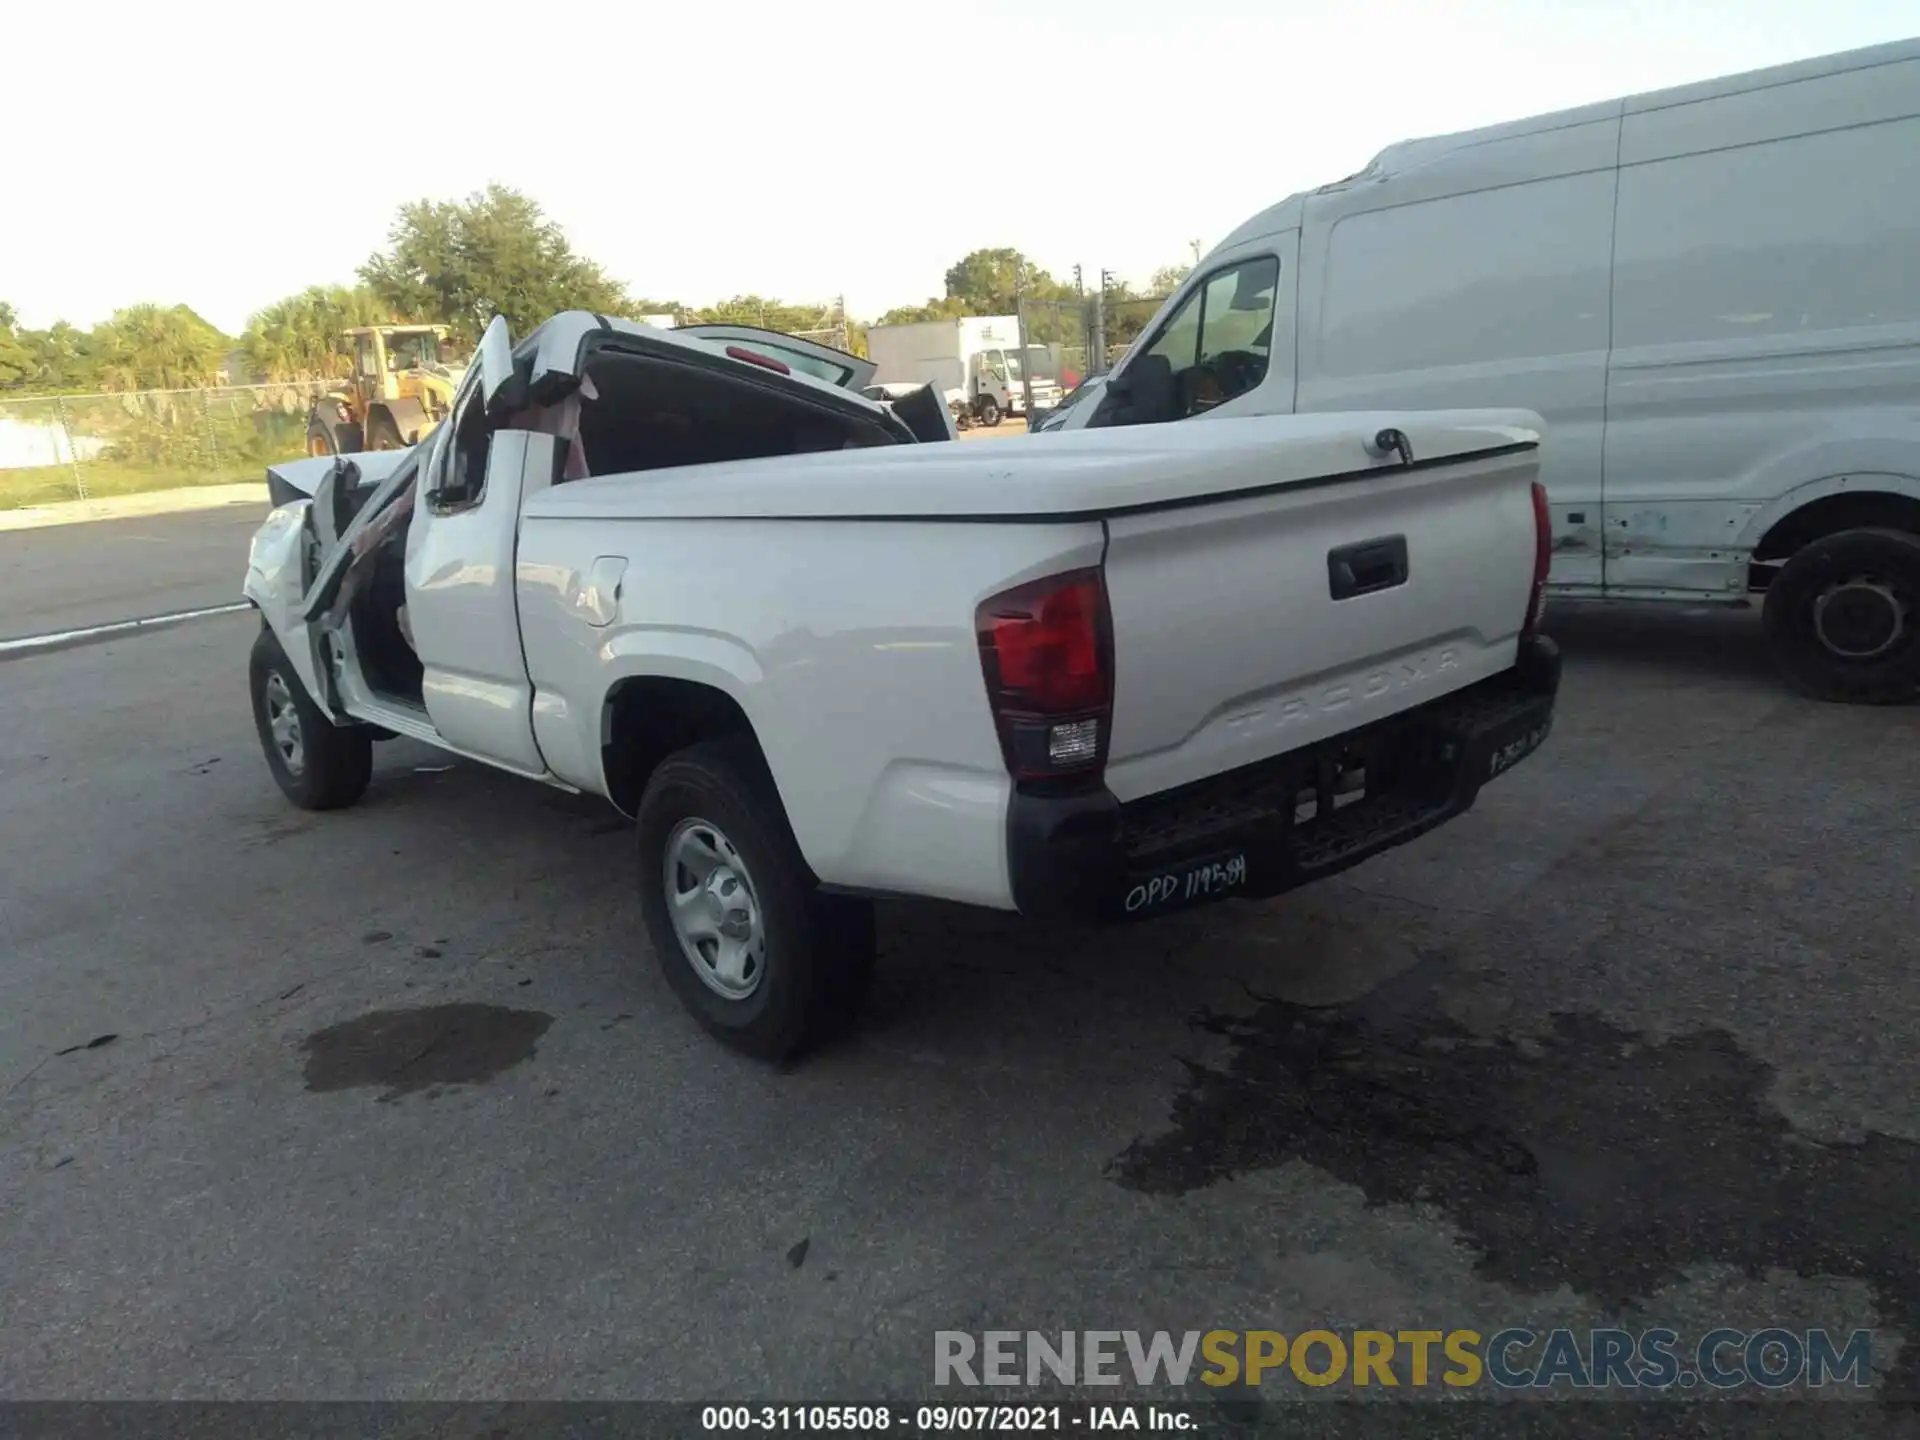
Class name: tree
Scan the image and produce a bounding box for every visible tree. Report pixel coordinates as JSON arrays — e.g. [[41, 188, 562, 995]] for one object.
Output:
[[1148, 262, 1192, 296], [18, 322, 97, 392], [876, 295, 972, 326], [360, 185, 629, 347], [685, 294, 841, 334], [942, 247, 1072, 313], [876, 247, 1082, 329], [0, 303, 29, 388], [241, 285, 397, 382], [89, 305, 227, 391]]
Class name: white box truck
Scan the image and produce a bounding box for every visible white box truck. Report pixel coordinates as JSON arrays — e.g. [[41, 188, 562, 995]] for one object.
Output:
[[866, 316, 1064, 426]]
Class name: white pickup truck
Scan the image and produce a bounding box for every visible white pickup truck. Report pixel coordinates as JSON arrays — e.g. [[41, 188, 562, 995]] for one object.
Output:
[[243, 312, 1561, 1059]]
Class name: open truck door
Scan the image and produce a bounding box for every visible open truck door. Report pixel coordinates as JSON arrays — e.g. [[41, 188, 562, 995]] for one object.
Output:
[[265, 316, 520, 719]]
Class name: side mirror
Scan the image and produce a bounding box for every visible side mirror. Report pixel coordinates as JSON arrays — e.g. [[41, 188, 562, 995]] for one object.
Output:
[[478, 315, 520, 419]]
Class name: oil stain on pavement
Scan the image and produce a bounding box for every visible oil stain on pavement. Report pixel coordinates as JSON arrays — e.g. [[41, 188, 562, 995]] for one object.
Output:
[[1112, 954, 1920, 1396], [301, 1004, 554, 1101]]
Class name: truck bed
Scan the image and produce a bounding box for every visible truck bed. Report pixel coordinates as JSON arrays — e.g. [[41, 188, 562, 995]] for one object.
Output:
[[516, 409, 1547, 905], [520, 409, 1541, 521]]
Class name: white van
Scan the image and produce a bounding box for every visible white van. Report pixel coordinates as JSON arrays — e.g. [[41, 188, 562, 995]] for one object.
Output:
[[1040, 38, 1920, 703]]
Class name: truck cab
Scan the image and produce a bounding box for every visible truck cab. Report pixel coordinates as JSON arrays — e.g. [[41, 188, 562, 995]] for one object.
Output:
[[970, 343, 1064, 423]]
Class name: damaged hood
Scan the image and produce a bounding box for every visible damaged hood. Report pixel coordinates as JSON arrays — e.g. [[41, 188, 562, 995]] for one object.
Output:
[[266, 449, 415, 501]]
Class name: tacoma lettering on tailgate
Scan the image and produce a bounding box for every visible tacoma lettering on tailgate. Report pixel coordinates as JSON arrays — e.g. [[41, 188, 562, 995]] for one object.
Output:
[[1223, 648, 1460, 739]]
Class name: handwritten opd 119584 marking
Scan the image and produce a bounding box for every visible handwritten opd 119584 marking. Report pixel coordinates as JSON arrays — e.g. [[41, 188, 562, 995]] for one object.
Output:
[[1125, 855, 1248, 913]]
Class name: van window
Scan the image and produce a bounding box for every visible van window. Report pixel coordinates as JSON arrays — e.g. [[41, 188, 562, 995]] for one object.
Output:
[[1316, 172, 1614, 377], [1612, 116, 1920, 350], [1125, 255, 1280, 421]]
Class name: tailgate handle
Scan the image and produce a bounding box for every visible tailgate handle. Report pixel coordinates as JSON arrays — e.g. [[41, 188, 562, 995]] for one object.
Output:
[[1328, 536, 1409, 601]]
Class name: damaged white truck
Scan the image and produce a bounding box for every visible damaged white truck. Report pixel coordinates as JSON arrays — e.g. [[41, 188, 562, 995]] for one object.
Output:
[[243, 311, 1560, 1058]]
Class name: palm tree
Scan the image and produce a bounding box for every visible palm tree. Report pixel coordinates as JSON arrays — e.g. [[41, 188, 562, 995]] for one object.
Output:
[[240, 286, 396, 383], [90, 305, 227, 391]]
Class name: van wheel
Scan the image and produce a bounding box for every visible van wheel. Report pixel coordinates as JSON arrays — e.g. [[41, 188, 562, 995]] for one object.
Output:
[[1762, 527, 1920, 704], [635, 738, 875, 1060], [249, 627, 373, 809], [977, 396, 1001, 427]]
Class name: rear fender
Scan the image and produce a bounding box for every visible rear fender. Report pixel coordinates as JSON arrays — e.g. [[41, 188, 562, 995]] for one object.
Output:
[[1736, 468, 1920, 554], [582, 634, 768, 802]]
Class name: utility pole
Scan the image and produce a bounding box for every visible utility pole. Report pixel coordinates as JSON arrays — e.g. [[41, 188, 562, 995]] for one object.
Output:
[[1013, 259, 1035, 422], [1093, 269, 1111, 375], [1189, 238, 1202, 265], [1072, 264, 1087, 378]]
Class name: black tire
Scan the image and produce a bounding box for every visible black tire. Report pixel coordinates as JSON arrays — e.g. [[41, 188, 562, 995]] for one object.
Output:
[[635, 737, 876, 1060], [248, 626, 374, 809], [1761, 527, 1920, 705], [366, 411, 405, 450], [977, 396, 1002, 427], [306, 407, 362, 457]]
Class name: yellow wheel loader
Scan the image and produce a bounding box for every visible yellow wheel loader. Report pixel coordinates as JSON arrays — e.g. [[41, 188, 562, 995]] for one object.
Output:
[[306, 324, 466, 456]]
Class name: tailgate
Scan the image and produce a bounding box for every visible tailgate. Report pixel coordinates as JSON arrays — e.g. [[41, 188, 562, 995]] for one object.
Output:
[[1101, 439, 1540, 803]]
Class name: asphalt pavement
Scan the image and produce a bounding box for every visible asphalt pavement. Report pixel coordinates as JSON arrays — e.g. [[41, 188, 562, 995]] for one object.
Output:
[[0, 499, 268, 642], [1, 596, 1915, 1423]]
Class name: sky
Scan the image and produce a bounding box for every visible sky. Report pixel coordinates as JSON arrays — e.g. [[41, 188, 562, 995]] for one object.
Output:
[[4, 0, 1914, 336]]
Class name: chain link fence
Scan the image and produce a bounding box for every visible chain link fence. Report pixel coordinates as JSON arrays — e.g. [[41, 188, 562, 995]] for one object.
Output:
[[789, 322, 852, 352], [1018, 298, 1095, 393], [1099, 293, 1174, 371], [1013, 289, 1176, 414], [0, 381, 335, 510]]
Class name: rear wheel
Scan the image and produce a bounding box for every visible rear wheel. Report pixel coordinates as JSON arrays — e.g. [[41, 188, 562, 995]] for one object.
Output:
[[977, 395, 1002, 427], [1761, 527, 1920, 704], [249, 627, 373, 809], [635, 738, 875, 1060]]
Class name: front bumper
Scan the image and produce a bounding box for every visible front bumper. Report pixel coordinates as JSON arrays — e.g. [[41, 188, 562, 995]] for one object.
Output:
[[1007, 634, 1561, 922]]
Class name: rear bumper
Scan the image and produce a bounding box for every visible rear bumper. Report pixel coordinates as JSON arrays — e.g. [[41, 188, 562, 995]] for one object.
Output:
[[1006, 634, 1561, 922]]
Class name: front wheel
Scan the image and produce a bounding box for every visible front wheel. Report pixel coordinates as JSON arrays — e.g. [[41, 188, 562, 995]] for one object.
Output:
[[1761, 527, 1920, 704], [635, 738, 875, 1060], [249, 627, 373, 809], [977, 396, 1001, 427], [306, 405, 362, 457]]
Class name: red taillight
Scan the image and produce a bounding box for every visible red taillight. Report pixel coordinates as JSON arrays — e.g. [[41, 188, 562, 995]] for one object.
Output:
[[977, 568, 1113, 783], [1525, 481, 1551, 634], [726, 345, 792, 375]]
